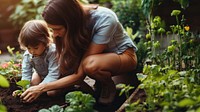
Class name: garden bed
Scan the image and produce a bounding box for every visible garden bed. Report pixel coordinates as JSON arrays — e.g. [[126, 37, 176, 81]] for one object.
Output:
[[0, 82, 66, 112], [0, 82, 131, 112], [117, 87, 146, 112]]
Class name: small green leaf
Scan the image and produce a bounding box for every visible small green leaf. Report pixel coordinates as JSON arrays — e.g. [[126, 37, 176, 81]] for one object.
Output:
[[0, 75, 10, 88], [38, 109, 51, 112], [49, 105, 63, 112], [16, 80, 30, 89], [196, 107, 200, 112], [0, 105, 7, 112], [136, 73, 147, 82], [116, 83, 126, 89], [171, 10, 181, 16], [178, 98, 195, 107], [65, 91, 96, 112]]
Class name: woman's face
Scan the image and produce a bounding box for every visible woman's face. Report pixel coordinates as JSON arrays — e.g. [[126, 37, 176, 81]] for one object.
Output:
[[47, 24, 66, 38]]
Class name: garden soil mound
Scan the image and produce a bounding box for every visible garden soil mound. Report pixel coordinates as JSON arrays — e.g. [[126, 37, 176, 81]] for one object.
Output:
[[0, 83, 66, 112], [0, 83, 128, 112]]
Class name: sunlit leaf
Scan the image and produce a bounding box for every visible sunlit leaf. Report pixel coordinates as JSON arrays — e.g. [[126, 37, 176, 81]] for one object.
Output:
[[0, 75, 9, 88], [0, 105, 7, 112], [16, 80, 30, 89], [178, 98, 195, 107]]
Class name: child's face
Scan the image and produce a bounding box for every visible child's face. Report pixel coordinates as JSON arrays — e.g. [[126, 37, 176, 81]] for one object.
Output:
[[27, 43, 46, 57], [47, 24, 66, 38]]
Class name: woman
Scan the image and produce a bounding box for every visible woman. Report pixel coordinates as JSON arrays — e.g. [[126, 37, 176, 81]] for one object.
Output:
[[21, 0, 137, 105]]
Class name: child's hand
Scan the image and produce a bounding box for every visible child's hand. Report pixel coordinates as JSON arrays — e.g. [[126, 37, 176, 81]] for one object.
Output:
[[12, 90, 22, 97]]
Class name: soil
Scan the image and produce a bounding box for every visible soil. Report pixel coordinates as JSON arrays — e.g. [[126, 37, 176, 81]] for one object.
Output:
[[0, 72, 142, 112], [0, 83, 66, 112], [0, 82, 131, 112]]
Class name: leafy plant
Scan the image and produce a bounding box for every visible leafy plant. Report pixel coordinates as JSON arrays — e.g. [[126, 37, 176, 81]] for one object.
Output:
[[0, 75, 10, 88], [126, 9, 200, 110], [39, 105, 64, 112], [145, 10, 200, 71], [39, 91, 96, 112], [116, 83, 134, 103], [133, 64, 200, 112], [141, 0, 189, 22], [65, 91, 96, 112], [111, 0, 143, 34], [121, 0, 200, 111], [13, 80, 30, 97], [9, 0, 47, 29], [0, 46, 22, 83]]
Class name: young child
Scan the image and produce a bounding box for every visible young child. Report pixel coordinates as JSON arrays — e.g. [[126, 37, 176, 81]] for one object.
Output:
[[13, 20, 60, 97]]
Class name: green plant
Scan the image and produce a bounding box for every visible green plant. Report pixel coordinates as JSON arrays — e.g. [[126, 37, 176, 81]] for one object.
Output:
[[144, 10, 200, 70], [65, 91, 96, 112], [141, 0, 189, 22], [116, 84, 134, 103], [133, 64, 200, 112], [39, 105, 64, 112], [9, 0, 47, 29], [0, 75, 10, 88], [39, 91, 96, 112], [122, 1, 200, 111], [126, 10, 200, 110], [111, 0, 143, 34], [0, 46, 22, 83], [13, 80, 30, 97]]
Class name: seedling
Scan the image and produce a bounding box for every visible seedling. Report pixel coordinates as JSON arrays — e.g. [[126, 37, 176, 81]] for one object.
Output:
[[65, 91, 96, 112], [13, 80, 30, 97], [38, 91, 96, 112]]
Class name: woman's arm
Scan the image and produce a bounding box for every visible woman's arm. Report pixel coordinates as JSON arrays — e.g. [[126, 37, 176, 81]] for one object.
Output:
[[20, 61, 85, 103], [43, 42, 107, 90], [20, 42, 107, 102]]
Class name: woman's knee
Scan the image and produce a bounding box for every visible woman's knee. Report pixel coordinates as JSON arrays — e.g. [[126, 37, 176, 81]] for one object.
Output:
[[82, 56, 100, 75]]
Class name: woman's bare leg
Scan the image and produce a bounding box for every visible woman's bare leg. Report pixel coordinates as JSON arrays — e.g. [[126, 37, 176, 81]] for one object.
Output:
[[82, 50, 137, 105]]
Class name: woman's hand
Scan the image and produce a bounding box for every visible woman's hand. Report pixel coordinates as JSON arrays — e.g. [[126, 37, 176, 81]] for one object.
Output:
[[20, 84, 45, 103]]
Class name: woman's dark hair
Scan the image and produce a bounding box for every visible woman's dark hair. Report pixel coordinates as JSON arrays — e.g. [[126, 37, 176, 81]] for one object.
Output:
[[42, 0, 92, 74]]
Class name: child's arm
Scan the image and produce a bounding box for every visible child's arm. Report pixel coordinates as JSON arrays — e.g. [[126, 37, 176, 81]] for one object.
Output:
[[21, 52, 33, 81]]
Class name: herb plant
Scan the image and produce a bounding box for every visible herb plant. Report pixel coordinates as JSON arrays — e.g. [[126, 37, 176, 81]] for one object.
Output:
[[117, 83, 134, 103], [121, 0, 200, 111], [13, 80, 30, 97], [39, 91, 96, 112], [39, 105, 64, 112], [65, 91, 96, 112]]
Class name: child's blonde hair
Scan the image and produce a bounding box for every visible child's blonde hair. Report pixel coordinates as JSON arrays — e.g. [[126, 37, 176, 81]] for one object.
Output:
[[18, 20, 52, 50]]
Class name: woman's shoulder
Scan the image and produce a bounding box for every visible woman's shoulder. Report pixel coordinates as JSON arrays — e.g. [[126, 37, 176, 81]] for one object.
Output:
[[90, 6, 116, 18], [89, 6, 118, 27]]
